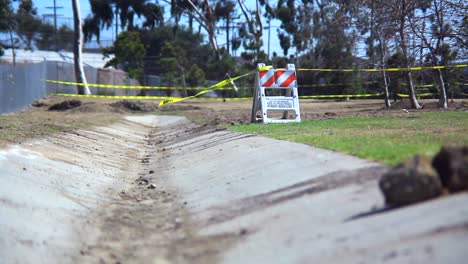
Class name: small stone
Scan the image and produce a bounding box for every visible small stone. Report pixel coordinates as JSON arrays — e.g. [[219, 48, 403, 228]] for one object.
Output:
[[149, 170, 155, 174], [432, 146, 468, 192], [138, 178, 149, 185], [147, 184, 157, 189], [174, 217, 183, 228], [379, 156, 443, 206]]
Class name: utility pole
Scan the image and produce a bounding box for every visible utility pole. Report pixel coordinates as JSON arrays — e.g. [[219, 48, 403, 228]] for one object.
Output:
[[46, 0, 63, 50]]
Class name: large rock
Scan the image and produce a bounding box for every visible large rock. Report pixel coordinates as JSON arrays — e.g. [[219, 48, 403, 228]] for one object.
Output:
[[379, 156, 443, 206], [432, 146, 468, 192]]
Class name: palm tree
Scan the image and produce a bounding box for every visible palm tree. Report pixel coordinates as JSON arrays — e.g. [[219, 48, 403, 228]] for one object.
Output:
[[83, 0, 164, 42]]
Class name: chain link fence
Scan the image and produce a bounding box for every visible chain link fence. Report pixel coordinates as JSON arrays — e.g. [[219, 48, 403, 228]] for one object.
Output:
[[0, 62, 46, 114], [1, 61, 137, 114]]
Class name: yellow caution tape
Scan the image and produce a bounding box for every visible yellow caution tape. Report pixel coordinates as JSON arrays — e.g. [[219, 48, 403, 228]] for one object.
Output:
[[299, 93, 381, 99], [158, 71, 255, 107], [46, 63, 467, 106], [258, 65, 274, 71], [300, 81, 378, 88], [51, 93, 254, 101], [401, 83, 434, 88], [46, 79, 234, 90], [52, 92, 446, 101], [297, 64, 467, 72], [396, 93, 434, 98], [51, 93, 181, 100]]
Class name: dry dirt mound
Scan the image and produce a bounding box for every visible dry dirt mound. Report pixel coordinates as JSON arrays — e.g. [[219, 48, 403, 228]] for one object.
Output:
[[109, 100, 158, 112], [48, 99, 82, 111]]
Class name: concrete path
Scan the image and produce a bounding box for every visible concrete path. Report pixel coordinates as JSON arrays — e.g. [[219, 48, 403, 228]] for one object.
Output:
[[1, 115, 467, 263], [0, 117, 156, 263], [151, 117, 468, 264]]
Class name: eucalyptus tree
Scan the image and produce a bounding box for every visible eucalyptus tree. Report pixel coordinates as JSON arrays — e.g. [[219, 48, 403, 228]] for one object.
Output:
[[368, 0, 424, 109], [170, 0, 198, 31], [408, 0, 467, 108], [169, 0, 220, 52], [237, 0, 266, 63], [72, 0, 90, 95], [357, 0, 399, 107]]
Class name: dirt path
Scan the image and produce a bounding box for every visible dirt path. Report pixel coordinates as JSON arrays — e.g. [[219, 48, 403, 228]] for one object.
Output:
[[78, 118, 239, 264]]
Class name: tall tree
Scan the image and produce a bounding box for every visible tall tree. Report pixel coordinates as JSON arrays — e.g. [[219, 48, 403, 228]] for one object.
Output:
[[170, 0, 197, 31], [237, 0, 265, 63], [0, 0, 17, 65], [166, 0, 222, 53], [36, 23, 74, 51], [358, 0, 398, 107], [72, 0, 90, 95], [215, 0, 236, 54], [371, 0, 422, 109], [83, 0, 164, 42], [304, 0, 358, 95], [15, 0, 42, 50], [103, 31, 145, 80], [409, 0, 467, 108], [266, 0, 314, 58]]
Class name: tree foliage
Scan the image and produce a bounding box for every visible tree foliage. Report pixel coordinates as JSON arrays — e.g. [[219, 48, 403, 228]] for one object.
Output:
[[102, 31, 146, 79], [0, 0, 466, 106], [83, 0, 164, 42], [14, 0, 42, 50]]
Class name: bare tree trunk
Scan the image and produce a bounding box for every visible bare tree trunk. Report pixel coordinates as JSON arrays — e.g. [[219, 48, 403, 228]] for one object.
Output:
[[9, 28, 15, 67], [399, 18, 420, 108], [185, 0, 219, 52], [226, 13, 230, 54], [434, 69, 448, 108], [72, 0, 90, 95], [379, 39, 391, 107], [397, 0, 420, 109], [405, 71, 420, 109]]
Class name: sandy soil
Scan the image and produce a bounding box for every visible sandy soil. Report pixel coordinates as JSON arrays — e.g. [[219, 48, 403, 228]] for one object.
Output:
[[2, 97, 466, 148]]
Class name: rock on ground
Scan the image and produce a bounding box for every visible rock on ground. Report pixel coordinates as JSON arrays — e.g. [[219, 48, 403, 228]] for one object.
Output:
[[432, 146, 468, 192], [379, 156, 443, 206]]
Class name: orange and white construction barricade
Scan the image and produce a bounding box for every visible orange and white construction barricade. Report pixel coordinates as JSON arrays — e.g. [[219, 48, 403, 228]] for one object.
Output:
[[251, 63, 301, 123]]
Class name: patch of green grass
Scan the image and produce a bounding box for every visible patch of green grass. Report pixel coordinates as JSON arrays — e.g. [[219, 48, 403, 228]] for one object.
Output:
[[229, 112, 468, 165]]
